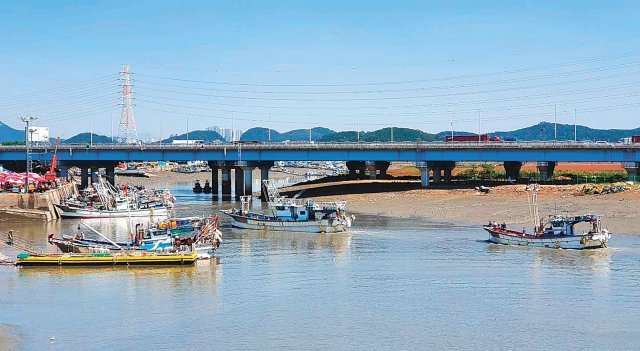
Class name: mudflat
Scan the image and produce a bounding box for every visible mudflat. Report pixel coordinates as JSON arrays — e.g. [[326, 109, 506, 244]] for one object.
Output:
[[281, 180, 640, 235]]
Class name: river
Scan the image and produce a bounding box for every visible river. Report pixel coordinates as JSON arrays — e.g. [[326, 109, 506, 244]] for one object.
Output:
[[1, 185, 639, 350]]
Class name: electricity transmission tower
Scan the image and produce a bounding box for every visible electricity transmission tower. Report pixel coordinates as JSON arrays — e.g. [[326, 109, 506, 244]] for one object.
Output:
[[118, 64, 138, 143]]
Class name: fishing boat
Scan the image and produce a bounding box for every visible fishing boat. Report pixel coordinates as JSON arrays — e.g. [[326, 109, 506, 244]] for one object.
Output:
[[15, 251, 198, 266], [56, 177, 171, 219], [49, 217, 221, 258], [483, 184, 611, 249], [48, 217, 222, 258], [222, 180, 354, 233]]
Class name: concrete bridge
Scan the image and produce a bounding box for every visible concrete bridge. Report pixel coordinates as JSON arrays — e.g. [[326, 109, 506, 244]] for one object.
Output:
[[1, 142, 639, 198]]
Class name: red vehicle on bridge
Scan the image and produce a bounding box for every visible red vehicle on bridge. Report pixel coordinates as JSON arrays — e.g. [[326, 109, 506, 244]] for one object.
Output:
[[632, 136, 640, 143]]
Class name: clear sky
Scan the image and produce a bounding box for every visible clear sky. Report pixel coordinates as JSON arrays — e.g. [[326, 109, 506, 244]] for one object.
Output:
[[1, 0, 639, 139]]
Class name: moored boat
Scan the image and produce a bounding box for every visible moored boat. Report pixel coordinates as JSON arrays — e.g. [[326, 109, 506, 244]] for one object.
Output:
[[483, 184, 611, 250], [55, 203, 168, 218], [15, 251, 198, 266], [222, 181, 354, 233]]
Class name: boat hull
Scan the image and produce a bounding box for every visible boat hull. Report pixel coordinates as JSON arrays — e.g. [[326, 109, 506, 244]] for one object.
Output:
[[56, 206, 168, 219], [16, 252, 198, 266], [229, 214, 351, 233], [484, 227, 610, 250]]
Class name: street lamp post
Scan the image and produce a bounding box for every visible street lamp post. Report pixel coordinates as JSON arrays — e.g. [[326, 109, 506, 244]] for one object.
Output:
[[19, 116, 37, 193]]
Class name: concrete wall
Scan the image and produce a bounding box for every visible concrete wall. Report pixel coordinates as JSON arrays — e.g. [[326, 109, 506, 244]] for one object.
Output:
[[0, 183, 77, 221]]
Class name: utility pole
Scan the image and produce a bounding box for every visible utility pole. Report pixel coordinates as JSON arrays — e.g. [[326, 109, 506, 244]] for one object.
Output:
[[90, 115, 93, 146], [478, 110, 481, 142], [19, 116, 37, 193], [268, 112, 271, 144], [110, 112, 114, 143], [186, 115, 190, 144], [450, 106, 454, 140], [357, 117, 360, 143], [389, 110, 393, 142], [574, 109, 577, 142], [554, 104, 557, 140], [309, 126, 312, 143]]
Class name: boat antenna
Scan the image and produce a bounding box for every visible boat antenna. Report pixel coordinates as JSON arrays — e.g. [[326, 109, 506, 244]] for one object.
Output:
[[528, 184, 541, 232]]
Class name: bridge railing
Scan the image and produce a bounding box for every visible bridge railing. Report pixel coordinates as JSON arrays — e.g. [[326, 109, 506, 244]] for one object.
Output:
[[2, 141, 640, 151]]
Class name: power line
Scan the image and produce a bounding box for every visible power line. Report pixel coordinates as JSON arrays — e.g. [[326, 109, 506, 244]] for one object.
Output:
[[129, 71, 640, 102], [132, 50, 640, 87], [133, 61, 640, 95]]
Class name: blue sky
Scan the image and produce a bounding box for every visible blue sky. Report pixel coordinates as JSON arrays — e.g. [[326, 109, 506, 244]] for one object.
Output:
[[1, 1, 639, 139]]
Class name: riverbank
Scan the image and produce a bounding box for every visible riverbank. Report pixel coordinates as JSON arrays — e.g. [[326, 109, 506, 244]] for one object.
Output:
[[281, 180, 640, 235]]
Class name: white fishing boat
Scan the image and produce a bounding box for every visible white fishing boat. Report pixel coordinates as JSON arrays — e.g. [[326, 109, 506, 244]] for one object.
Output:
[[483, 184, 611, 249], [222, 180, 354, 233], [56, 177, 170, 219]]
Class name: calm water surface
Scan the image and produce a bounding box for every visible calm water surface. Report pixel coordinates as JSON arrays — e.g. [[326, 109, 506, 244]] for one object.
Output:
[[1, 185, 639, 350]]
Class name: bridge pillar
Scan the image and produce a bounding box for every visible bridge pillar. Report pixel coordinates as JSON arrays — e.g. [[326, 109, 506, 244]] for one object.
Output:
[[257, 162, 274, 200], [375, 161, 390, 179], [105, 164, 115, 186], [433, 166, 442, 183], [443, 166, 452, 183], [207, 161, 220, 199], [234, 167, 244, 199], [346, 161, 365, 179], [624, 162, 639, 182], [365, 162, 378, 179], [80, 167, 89, 189], [503, 161, 523, 182], [537, 161, 557, 180], [242, 166, 255, 197], [58, 162, 69, 181], [416, 162, 430, 187], [221, 166, 232, 200]]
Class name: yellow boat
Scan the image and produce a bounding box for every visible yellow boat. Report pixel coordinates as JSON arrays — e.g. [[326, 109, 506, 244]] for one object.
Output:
[[16, 251, 198, 267]]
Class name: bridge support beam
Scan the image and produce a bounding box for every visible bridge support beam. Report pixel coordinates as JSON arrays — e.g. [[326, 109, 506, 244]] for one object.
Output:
[[365, 162, 378, 179], [80, 167, 89, 189], [346, 161, 366, 179], [416, 162, 430, 187], [257, 162, 274, 200], [624, 162, 639, 182], [234, 167, 244, 199], [207, 162, 220, 199], [105, 164, 115, 186], [503, 161, 523, 182], [58, 162, 69, 181], [375, 161, 390, 179], [427, 161, 455, 184], [221, 166, 232, 200], [537, 161, 557, 180]]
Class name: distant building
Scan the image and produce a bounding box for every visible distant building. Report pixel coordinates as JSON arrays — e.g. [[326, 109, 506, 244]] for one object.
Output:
[[207, 125, 243, 142]]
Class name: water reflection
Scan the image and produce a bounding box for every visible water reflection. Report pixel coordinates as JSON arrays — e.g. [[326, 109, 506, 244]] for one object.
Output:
[[486, 243, 612, 274]]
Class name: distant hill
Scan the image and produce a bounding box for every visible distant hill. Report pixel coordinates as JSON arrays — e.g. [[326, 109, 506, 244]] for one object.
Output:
[[161, 130, 224, 143], [0, 121, 23, 142], [321, 127, 440, 142], [241, 127, 334, 142], [494, 122, 640, 142], [319, 123, 640, 142], [62, 133, 112, 144]]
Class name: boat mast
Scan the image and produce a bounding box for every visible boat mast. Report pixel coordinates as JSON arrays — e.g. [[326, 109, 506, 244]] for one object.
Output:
[[528, 184, 541, 232]]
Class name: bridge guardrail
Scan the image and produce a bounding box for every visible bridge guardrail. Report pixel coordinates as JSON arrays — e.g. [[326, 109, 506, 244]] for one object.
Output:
[[2, 141, 640, 151]]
